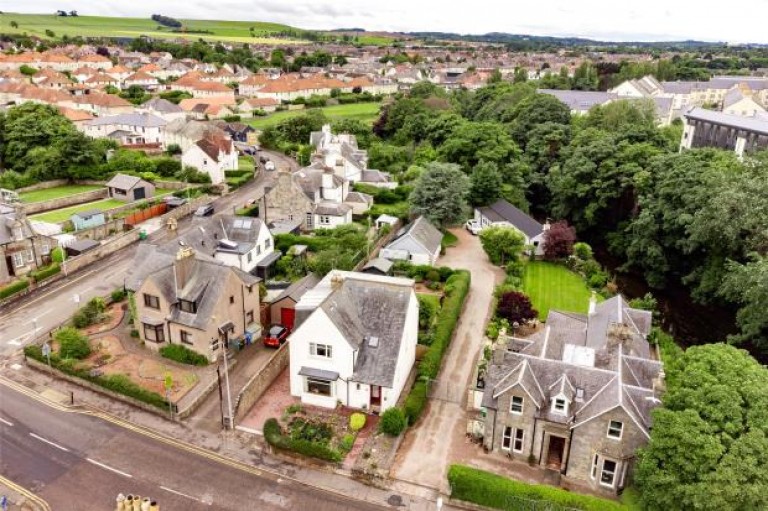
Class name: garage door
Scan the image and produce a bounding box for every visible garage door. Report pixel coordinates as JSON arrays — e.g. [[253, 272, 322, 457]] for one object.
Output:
[[281, 307, 296, 330]]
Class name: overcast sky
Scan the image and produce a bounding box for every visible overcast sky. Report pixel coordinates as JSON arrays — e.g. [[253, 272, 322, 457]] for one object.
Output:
[[4, 1, 768, 43]]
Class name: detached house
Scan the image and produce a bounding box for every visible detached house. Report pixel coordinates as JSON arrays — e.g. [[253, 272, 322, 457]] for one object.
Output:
[[127, 245, 262, 361], [181, 134, 238, 185], [289, 271, 418, 413], [83, 112, 167, 147], [475, 199, 547, 256], [380, 216, 442, 266], [0, 205, 55, 284], [481, 295, 662, 494]]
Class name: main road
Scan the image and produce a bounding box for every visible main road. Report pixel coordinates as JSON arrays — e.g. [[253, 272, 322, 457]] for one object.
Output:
[[0, 380, 383, 510], [0, 163, 283, 357]]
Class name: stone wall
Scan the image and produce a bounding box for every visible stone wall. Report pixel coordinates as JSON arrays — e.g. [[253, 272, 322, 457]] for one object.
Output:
[[72, 219, 126, 241], [23, 189, 108, 215], [233, 343, 289, 423], [16, 180, 69, 193]]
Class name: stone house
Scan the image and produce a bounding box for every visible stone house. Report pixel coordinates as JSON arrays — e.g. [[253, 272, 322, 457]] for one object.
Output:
[[0, 205, 55, 284], [482, 295, 663, 495], [126, 245, 262, 361]]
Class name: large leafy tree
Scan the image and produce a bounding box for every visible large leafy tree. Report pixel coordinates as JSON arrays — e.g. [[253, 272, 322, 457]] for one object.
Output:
[[636, 344, 768, 511], [438, 121, 519, 171], [479, 226, 525, 266], [468, 161, 502, 207], [509, 93, 571, 147], [409, 162, 469, 228]]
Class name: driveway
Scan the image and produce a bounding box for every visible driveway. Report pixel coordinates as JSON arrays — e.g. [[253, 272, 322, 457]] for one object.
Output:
[[392, 228, 504, 491]]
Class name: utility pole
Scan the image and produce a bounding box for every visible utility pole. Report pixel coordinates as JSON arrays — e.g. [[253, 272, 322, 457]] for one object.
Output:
[[222, 330, 234, 430]]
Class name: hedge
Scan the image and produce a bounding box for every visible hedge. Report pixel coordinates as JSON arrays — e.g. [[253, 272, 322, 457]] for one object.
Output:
[[160, 344, 209, 366], [30, 263, 61, 283], [24, 345, 169, 409], [0, 278, 29, 299], [448, 465, 627, 511], [404, 380, 428, 424], [263, 418, 342, 463]]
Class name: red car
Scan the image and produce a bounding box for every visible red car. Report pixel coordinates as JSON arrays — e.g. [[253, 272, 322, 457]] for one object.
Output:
[[264, 324, 290, 348]]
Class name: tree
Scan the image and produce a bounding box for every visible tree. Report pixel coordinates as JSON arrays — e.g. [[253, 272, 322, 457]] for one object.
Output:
[[488, 68, 503, 84], [468, 161, 502, 207], [635, 344, 768, 511], [542, 220, 576, 260], [437, 121, 519, 171], [720, 255, 768, 349], [509, 93, 571, 148], [479, 226, 525, 266], [409, 162, 469, 229], [496, 291, 538, 325]]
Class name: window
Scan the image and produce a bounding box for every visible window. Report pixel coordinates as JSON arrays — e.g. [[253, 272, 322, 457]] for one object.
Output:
[[246, 310, 254, 324], [180, 330, 193, 345], [24, 250, 33, 263], [265, 238, 271, 249], [305, 377, 332, 397], [41, 243, 50, 255], [229, 295, 235, 304], [591, 454, 599, 480], [143, 294, 160, 309], [13, 227, 24, 241], [501, 426, 512, 451], [600, 459, 617, 487], [143, 323, 165, 342], [320, 215, 330, 225], [247, 252, 253, 263], [256, 245, 262, 255], [513, 428, 524, 453], [607, 420, 623, 439], [553, 397, 567, 415], [211, 339, 220, 351], [12, 253, 24, 268], [179, 299, 197, 314], [310, 343, 332, 358], [248, 285, 253, 294], [510, 396, 523, 415]]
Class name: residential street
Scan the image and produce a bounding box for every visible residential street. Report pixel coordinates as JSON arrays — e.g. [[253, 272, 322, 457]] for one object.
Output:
[[0, 171, 275, 358], [392, 228, 504, 491], [0, 382, 386, 511]]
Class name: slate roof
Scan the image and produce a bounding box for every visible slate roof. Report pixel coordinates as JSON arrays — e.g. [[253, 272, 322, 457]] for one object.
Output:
[[71, 209, 104, 220], [165, 215, 268, 256], [106, 173, 143, 190], [386, 216, 442, 256], [142, 97, 183, 113], [85, 112, 167, 128], [538, 89, 617, 111], [0, 208, 33, 245], [684, 107, 768, 135], [362, 257, 394, 274], [315, 202, 352, 216], [478, 199, 543, 238], [273, 274, 321, 303]]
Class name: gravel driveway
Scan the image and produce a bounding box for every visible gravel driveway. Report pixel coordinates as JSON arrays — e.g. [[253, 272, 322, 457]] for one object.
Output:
[[392, 228, 504, 491]]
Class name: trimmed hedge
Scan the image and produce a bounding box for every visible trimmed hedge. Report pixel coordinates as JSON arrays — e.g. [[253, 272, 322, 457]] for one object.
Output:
[[379, 407, 407, 436], [30, 263, 61, 283], [263, 418, 342, 463], [448, 465, 627, 511], [0, 278, 29, 299], [404, 380, 428, 424], [24, 345, 169, 409], [159, 344, 209, 366]]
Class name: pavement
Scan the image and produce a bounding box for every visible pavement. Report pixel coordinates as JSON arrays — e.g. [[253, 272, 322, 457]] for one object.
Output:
[[392, 228, 504, 492]]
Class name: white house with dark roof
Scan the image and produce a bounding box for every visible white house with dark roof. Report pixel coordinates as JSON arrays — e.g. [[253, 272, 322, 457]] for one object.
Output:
[[475, 199, 547, 255], [83, 112, 167, 146], [288, 271, 418, 413], [380, 216, 442, 266], [481, 295, 662, 494], [181, 134, 238, 185]]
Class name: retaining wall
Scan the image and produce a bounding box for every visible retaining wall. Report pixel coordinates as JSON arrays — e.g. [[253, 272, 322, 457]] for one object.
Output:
[[23, 189, 108, 215], [233, 343, 290, 422]]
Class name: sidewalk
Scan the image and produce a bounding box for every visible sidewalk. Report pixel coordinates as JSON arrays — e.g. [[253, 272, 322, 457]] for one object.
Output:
[[0, 480, 46, 511], [4, 358, 460, 511]]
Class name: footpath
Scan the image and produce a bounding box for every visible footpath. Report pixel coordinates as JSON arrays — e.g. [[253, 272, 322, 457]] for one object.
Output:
[[2, 358, 458, 511]]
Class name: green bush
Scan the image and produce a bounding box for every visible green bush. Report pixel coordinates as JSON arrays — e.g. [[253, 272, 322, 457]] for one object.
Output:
[[72, 297, 107, 328], [159, 344, 209, 366], [30, 263, 61, 283], [448, 465, 626, 511], [573, 242, 593, 261], [51, 246, 66, 263], [340, 434, 355, 452], [55, 327, 91, 359], [350, 412, 367, 432], [404, 381, 428, 425], [111, 288, 127, 302], [379, 407, 407, 436], [263, 418, 342, 462], [0, 278, 29, 299]]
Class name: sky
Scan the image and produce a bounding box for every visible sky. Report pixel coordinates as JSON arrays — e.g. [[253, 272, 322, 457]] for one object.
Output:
[[4, 1, 768, 43]]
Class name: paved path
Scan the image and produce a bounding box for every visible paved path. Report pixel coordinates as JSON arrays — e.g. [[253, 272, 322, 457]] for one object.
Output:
[[392, 228, 504, 491]]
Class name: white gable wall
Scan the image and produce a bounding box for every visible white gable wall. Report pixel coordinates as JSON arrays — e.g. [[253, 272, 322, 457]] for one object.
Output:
[[381, 289, 418, 412]]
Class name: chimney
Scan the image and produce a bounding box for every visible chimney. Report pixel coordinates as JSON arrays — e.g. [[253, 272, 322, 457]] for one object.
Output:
[[174, 245, 195, 292], [322, 167, 334, 190], [542, 219, 551, 231], [588, 292, 597, 315], [329, 270, 344, 290]]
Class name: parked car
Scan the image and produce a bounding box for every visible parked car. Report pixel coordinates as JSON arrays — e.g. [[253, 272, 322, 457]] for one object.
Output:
[[263, 324, 290, 348], [194, 204, 214, 217], [465, 219, 482, 235]]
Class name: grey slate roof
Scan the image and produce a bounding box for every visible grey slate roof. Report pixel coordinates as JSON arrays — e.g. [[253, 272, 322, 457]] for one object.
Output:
[[538, 89, 617, 111], [143, 97, 183, 113], [168, 215, 267, 256], [684, 107, 768, 135], [315, 202, 352, 216], [86, 112, 167, 128], [71, 209, 104, 220], [478, 199, 543, 238], [106, 173, 143, 191], [0, 208, 33, 245], [386, 215, 442, 257], [273, 274, 321, 303], [319, 277, 413, 387], [362, 257, 393, 275]]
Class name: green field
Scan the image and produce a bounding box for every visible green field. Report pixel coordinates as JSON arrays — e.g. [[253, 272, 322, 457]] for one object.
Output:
[[521, 261, 595, 320], [0, 12, 305, 44], [19, 184, 103, 203], [248, 102, 382, 130], [30, 199, 127, 223]]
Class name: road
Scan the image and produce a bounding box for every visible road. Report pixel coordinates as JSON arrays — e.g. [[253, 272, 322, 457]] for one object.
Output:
[[0, 382, 384, 510], [0, 169, 276, 357]]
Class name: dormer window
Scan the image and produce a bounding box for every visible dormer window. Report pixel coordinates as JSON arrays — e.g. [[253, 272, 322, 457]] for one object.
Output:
[[179, 299, 197, 314], [607, 420, 623, 440], [510, 396, 523, 415], [551, 396, 568, 415]]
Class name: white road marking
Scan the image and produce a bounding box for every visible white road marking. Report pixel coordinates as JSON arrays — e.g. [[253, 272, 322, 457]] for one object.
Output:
[[86, 458, 133, 478], [0, 417, 13, 427], [10, 363, 22, 370], [29, 432, 69, 452], [160, 486, 208, 504]]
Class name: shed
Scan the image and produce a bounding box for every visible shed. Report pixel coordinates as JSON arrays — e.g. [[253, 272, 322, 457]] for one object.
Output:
[[269, 274, 320, 330], [65, 238, 100, 256], [361, 257, 394, 276], [375, 214, 399, 230], [70, 209, 105, 231], [106, 173, 155, 202]]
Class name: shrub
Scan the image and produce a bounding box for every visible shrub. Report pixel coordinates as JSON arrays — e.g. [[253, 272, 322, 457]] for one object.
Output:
[[55, 327, 91, 359], [573, 242, 593, 261], [0, 278, 29, 299], [496, 291, 538, 325], [111, 288, 127, 302], [340, 434, 355, 452], [349, 412, 367, 432], [425, 269, 441, 282], [159, 344, 209, 366], [542, 220, 577, 260], [73, 297, 107, 328], [30, 263, 61, 283], [263, 418, 342, 462], [588, 272, 608, 289], [379, 407, 407, 436], [404, 381, 428, 425], [447, 465, 626, 511]]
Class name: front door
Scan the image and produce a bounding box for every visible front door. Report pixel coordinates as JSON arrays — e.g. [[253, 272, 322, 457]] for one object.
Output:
[[546, 436, 566, 470], [370, 385, 382, 408]]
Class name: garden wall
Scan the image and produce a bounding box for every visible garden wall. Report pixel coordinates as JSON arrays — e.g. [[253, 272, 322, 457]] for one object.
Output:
[[23, 189, 108, 215], [16, 180, 69, 192], [233, 343, 289, 423]]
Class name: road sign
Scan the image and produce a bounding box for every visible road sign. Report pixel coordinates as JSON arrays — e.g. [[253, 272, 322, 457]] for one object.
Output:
[[41, 343, 51, 357], [73, 293, 81, 304]]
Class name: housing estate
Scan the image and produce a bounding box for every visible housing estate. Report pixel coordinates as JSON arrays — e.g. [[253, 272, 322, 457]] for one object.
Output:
[[481, 295, 663, 494], [288, 271, 418, 413]]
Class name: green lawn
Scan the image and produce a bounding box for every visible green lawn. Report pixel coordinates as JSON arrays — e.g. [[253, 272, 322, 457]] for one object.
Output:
[[238, 156, 255, 172], [0, 12, 305, 44], [19, 185, 103, 204], [30, 199, 126, 224], [521, 261, 594, 320], [442, 231, 458, 248], [248, 102, 382, 130]]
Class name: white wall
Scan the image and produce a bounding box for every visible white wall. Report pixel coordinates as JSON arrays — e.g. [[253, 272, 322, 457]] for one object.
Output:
[[181, 145, 225, 184], [312, 211, 351, 230], [382, 289, 418, 412]]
